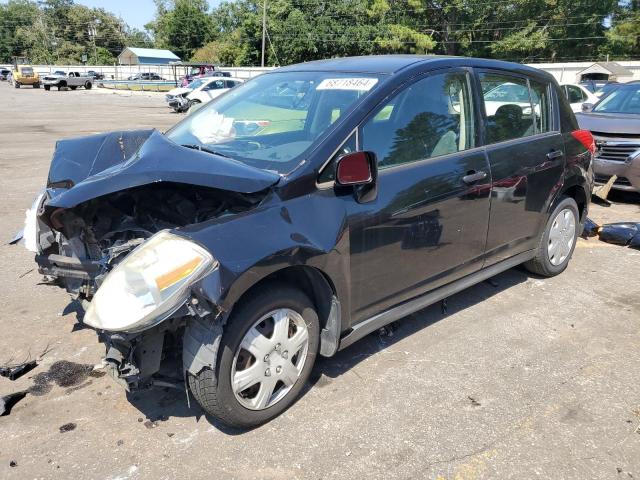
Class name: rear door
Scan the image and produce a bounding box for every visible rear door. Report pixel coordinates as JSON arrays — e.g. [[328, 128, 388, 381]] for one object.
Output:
[[476, 70, 564, 266], [348, 68, 492, 322]]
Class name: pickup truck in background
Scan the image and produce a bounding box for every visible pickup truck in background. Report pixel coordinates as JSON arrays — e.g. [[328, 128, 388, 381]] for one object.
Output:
[[42, 72, 93, 91]]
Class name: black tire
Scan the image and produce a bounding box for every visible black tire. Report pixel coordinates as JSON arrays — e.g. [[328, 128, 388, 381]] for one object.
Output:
[[33, 83, 40, 88], [14, 82, 19, 89], [85, 81, 92, 90], [188, 283, 320, 428], [44, 85, 50, 91], [524, 196, 580, 277]]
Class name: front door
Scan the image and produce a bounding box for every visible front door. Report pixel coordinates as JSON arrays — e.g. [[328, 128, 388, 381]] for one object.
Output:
[[347, 69, 492, 323], [477, 71, 565, 266]]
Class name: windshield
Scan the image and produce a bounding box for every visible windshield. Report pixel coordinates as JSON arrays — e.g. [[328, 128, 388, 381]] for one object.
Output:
[[187, 78, 208, 89], [21, 67, 34, 75], [167, 71, 382, 174], [593, 85, 640, 114]]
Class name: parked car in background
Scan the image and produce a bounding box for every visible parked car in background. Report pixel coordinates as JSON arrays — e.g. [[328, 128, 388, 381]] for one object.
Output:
[[164, 77, 211, 112], [0, 69, 11, 81], [128, 72, 164, 81], [42, 72, 93, 91], [594, 82, 622, 99], [177, 77, 243, 112], [11, 64, 40, 88], [580, 80, 613, 94], [17, 56, 594, 428], [576, 83, 640, 193], [87, 70, 105, 80], [560, 84, 600, 113]]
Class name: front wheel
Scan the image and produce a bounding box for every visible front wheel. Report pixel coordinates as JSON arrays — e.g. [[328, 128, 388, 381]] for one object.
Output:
[[14, 82, 20, 89], [44, 85, 50, 91], [188, 284, 320, 428], [84, 81, 92, 90], [524, 196, 579, 277]]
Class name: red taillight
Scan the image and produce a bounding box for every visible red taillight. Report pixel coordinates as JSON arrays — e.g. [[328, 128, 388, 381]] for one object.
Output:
[[571, 129, 596, 154]]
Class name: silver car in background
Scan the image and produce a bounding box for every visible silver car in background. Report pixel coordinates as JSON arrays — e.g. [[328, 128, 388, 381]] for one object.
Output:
[[576, 83, 640, 193]]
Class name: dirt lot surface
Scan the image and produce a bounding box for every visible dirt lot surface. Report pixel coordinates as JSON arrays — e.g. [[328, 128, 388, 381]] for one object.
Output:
[[0, 85, 639, 480]]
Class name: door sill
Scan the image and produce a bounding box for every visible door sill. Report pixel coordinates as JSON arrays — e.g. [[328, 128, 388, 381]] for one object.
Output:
[[338, 250, 535, 350]]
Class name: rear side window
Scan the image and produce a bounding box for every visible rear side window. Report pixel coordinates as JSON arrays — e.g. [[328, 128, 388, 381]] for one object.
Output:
[[480, 73, 535, 143], [565, 85, 585, 103], [529, 80, 552, 134], [361, 71, 475, 169]]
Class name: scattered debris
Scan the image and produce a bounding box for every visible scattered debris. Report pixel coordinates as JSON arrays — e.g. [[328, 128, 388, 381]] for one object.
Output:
[[117, 439, 124, 446], [581, 218, 640, 249], [441, 298, 448, 314], [593, 175, 617, 204], [167, 433, 175, 438], [1, 391, 27, 416], [144, 420, 159, 429], [9, 461, 17, 468], [59, 422, 76, 433], [0, 360, 37, 381], [468, 396, 481, 407]]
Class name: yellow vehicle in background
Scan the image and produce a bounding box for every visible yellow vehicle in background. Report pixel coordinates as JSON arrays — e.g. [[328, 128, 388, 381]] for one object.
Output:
[[11, 57, 40, 89]]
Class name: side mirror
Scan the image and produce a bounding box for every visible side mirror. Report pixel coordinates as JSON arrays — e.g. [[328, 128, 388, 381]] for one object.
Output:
[[581, 103, 594, 113], [335, 151, 378, 203]]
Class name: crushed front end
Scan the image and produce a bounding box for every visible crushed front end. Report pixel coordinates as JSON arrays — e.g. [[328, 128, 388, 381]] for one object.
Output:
[[19, 129, 279, 392]]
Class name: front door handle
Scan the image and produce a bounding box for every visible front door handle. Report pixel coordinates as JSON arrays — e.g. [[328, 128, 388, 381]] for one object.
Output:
[[546, 150, 564, 160], [462, 170, 487, 184]]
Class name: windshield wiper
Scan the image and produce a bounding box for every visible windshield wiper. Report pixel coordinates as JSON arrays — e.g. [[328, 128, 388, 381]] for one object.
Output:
[[181, 144, 230, 158]]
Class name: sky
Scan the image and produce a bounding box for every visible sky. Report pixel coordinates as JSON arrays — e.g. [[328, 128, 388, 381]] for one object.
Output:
[[0, 0, 225, 31]]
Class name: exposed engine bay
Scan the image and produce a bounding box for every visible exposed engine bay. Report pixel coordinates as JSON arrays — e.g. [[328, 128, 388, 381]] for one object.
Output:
[[37, 182, 263, 299]]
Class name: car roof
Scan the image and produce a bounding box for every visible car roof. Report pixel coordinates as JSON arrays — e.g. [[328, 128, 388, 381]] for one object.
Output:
[[275, 55, 554, 80]]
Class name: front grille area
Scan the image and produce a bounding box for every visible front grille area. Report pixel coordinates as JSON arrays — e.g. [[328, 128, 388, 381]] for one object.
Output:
[[595, 174, 632, 186], [595, 139, 640, 163]]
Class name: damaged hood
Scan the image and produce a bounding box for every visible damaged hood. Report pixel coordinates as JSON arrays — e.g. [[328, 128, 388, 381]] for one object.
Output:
[[45, 129, 280, 209]]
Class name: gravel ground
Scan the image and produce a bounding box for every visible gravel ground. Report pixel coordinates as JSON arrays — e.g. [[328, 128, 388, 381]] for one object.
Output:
[[0, 85, 639, 480]]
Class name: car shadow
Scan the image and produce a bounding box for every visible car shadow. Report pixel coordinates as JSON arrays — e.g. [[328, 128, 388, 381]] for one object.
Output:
[[308, 267, 530, 385], [125, 267, 530, 433]]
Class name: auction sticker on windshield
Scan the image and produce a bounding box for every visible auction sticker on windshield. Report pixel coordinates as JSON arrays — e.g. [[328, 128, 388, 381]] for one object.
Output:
[[317, 78, 378, 91]]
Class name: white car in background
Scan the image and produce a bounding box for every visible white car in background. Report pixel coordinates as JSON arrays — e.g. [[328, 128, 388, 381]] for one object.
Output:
[[176, 77, 243, 113], [165, 77, 210, 112], [560, 84, 600, 113]]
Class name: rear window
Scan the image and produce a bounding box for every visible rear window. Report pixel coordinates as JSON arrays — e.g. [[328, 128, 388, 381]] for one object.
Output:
[[480, 73, 552, 144]]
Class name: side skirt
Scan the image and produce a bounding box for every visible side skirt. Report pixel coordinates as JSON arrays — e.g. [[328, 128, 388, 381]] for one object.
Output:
[[338, 250, 535, 350]]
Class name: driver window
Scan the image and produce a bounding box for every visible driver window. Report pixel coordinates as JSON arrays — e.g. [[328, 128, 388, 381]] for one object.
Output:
[[361, 72, 475, 169]]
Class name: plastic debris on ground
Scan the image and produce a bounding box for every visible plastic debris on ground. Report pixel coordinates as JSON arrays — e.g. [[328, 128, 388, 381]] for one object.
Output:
[[581, 218, 640, 249]]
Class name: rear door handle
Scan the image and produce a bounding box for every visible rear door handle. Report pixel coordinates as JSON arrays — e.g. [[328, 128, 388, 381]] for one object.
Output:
[[462, 170, 487, 184], [546, 150, 564, 160]]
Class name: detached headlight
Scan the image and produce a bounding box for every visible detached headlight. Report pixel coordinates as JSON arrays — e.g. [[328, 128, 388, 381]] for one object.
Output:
[[84, 231, 216, 332]]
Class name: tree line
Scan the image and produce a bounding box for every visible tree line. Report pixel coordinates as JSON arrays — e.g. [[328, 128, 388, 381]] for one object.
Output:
[[1, 0, 639, 66]]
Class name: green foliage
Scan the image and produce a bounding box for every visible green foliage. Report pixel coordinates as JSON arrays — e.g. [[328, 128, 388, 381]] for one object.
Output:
[[0, 0, 638, 66]]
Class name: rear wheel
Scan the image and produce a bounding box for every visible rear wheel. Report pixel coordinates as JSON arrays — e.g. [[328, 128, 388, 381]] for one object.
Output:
[[524, 196, 579, 277], [188, 284, 320, 428], [84, 81, 92, 90], [44, 85, 50, 91]]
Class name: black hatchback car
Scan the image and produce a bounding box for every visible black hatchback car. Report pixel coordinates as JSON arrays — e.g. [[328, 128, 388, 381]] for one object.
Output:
[[19, 56, 594, 428]]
